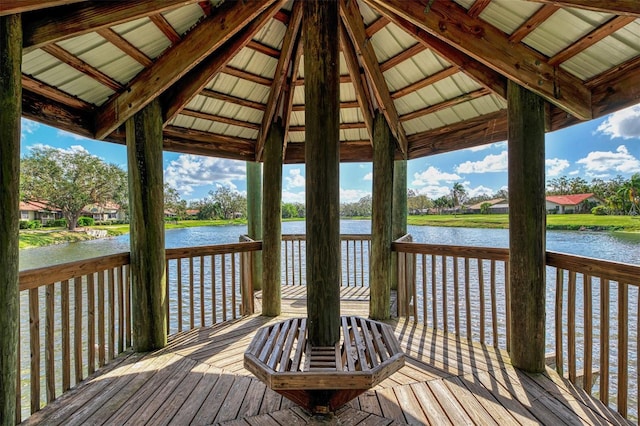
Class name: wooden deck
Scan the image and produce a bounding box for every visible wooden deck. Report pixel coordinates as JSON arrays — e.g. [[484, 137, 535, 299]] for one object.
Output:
[[22, 286, 631, 425]]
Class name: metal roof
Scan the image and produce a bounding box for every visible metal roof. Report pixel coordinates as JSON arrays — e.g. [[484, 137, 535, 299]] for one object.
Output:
[[8, 0, 640, 163]]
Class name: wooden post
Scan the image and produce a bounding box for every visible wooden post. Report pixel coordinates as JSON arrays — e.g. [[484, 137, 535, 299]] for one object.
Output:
[[247, 161, 263, 291], [126, 98, 167, 352], [304, 0, 340, 346], [262, 121, 283, 316], [370, 113, 394, 320], [391, 158, 407, 291], [508, 80, 546, 373], [0, 14, 21, 424]]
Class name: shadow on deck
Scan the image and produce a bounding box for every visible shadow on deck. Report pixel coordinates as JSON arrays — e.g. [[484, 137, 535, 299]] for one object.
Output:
[[22, 287, 630, 425]]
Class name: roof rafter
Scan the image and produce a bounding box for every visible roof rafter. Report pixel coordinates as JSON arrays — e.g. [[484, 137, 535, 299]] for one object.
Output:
[[179, 109, 260, 131], [468, 0, 491, 18], [340, 0, 407, 154], [391, 66, 460, 99], [0, 0, 85, 16], [399, 88, 491, 122], [22, 0, 203, 50], [365, 0, 591, 120], [255, 0, 303, 161], [365, 0, 506, 99], [509, 4, 558, 44], [524, 0, 640, 17], [340, 22, 375, 143], [96, 28, 152, 68], [200, 89, 266, 111], [95, 0, 277, 139], [149, 13, 182, 44], [380, 43, 426, 72], [283, 36, 304, 155], [161, 1, 284, 124]]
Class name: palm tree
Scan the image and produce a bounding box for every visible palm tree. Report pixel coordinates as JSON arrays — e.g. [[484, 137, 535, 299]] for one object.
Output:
[[451, 182, 467, 211]]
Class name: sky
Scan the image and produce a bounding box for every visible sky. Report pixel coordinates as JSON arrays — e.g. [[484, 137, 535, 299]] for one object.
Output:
[[20, 103, 640, 204]]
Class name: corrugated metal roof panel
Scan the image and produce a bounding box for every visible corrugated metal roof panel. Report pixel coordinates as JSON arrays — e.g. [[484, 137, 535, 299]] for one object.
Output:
[[371, 23, 418, 63], [454, 0, 475, 10], [292, 85, 305, 106], [478, 0, 541, 35], [208, 73, 270, 104], [524, 8, 611, 57], [22, 48, 59, 75], [341, 82, 356, 103], [357, 0, 379, 26], [341, 129, 369, 141], [228, 48, 277, 79], [340, 107, 361, 125], [162, 3, 205, 36], [253, 18, 286, 49], [196, 96, 263, 124], [562, 20, 640, 80], [58, 73, 115, 106], [111, 18, 171, 59], [289, 111, 304, 127], [288, 131, 304, 143], [384, 49, 452, 93]]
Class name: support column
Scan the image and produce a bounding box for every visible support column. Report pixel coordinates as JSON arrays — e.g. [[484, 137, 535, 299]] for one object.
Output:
[[126, 98, 167, 352], [370, 113, 395, 320], [0, 14, 21, 424], [508, 80, 546, 373], [390, 158, 407, 291], [304, 0, 340, 346], [262, 121, 283, 316], [247, 161, 263, 291]]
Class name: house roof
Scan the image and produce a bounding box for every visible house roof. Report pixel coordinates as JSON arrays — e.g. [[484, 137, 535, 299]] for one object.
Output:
[[19, 200, 58, 212], [546, 193, 596, 206], [468, 198, 506, 210], [6, 0, 640, 163]]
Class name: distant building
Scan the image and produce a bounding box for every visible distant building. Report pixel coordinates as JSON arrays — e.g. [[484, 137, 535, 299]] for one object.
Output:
[[82, 202, 125, 221], [467, 198, 507, 214], [19, 201, 62, 223], [546, 193, 601, 214]]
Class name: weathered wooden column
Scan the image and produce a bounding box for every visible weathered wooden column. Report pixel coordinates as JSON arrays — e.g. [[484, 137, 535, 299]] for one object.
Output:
[[0, 13, 21, 424], [126, 98, 167, 352], [390, 158, 407, 291], [304, 0, 340, 346], [370, 113, 395, 320], [508, 80, 546, 372], [262, 121, 284, 316], [247, 161, 263, 291]]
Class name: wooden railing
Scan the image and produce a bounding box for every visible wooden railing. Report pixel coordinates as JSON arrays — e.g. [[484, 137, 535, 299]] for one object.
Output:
[[392, 236, 511, 350], [165, 240, 260, 335], [547, 251, 639, 421], [17, 253, 132, 423], [282, 234, 371, 287]]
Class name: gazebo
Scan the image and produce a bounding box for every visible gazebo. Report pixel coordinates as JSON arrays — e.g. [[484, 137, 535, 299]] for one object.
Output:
[[1, 0, 639, 422]]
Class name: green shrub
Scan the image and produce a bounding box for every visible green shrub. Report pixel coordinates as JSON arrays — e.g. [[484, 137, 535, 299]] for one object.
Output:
[[20, 220, 42, 229], [19, 220, 30, 229], [44, 218, 67, 228], [591, 205, 608, 216], [77, 216, 95, 227]]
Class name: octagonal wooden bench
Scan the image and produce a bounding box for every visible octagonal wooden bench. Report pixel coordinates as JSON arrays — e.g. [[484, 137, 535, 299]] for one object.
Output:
[[244, 316, 404, 414]]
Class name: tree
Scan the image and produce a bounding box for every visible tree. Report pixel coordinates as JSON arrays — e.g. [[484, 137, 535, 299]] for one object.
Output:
[[208, 186, 246, 219], [450, 182, 467, 208], [21, 146, 127, 231], [164, 184, 187, 220]]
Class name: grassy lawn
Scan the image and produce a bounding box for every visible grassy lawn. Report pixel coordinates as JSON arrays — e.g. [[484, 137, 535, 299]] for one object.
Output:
[[19, 230, 99, 249], [408, 213, 640, 232]]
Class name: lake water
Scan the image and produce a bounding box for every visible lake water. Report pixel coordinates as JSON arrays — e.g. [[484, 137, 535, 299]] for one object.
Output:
[[19, 220, 640, 269]]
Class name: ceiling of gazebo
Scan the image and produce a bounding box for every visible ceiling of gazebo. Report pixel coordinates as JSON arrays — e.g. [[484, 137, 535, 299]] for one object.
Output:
[[5, 0, 640, 163]]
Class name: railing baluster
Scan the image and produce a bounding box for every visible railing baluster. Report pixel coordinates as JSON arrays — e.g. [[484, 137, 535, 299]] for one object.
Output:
[[600, 278, 610, 404], [232, 252, 237, 319], [61, 279, 70, 391], [453, 256, 459, 336], [431, 254, 437, 330], [45, 283, 55, 403], [505, 261, 510, 353], [87, 273, 95, 375], [222, 254, 227, 321], [478, 258, 485, 345], [360, 239, 364, 287], [285, 240, 289, 286], [108, 269, 115, 362], [465, 258, 471, 341], [16, 326, 21, 424], [618, 282, 628, 417], [298, 239, 302, 286], [125, 265, 131, 348], [346, 239, 350, 287], [189, 257, 195, 329], [422, 254, 427, 326], [177, 259, 183, 332], [211, 255, 217, 323], [442, 256, 448, 333], [583, 274, 593, 392], [491, 260, 497, 348], [29, 287, 40, 414], [166, 259, 170, 333], [74, 276, 83, 384], [568, 271, 576, 383], [200, 256, 205, 327], [555, 268, 564, 377], [117, 266, 124, 354]]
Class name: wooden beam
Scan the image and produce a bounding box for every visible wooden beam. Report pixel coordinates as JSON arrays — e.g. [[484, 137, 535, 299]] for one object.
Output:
[[294, 74, 352, 86], [365, 16, 389, 37], [340, 22, 374, 141], [508, 80, 546, 373], [400, 88, 491, 122], [223, 66, 273, 86], [292, 100, 360, 111], [364, 0, 507, 99], [41, 44, 122, 92], [255, 0, 302, 161], [380, 43, 426, 72], [524, 0, 640, 17], [22, 75, 91, 111], [162, 2, 283, 124], [149, 13, 181, 44], [247, 40, 280, 59], [340, 0, 407, 154], [200, 88, 266, 111], [22, 88, 95, 139], [246, 161, 263, 291], [391, 66, 459, 99], [284, 140, 374, 163], [509, 4, 558, 44], [163, 126, 256, 160], [304, 0, 341, 346], [282, 36, 304, 154], [289, 122, 367, 132], [0, 13, 21, 424], [95, 0, 275, 139], [179, 109, 260, 130], [548, 16, 636, 66], [0, 0, 85, 16], [391, 158, 407, 292], [126, 98, 167, 352], [22, 0, 203, 49], [590, 56, 640, 119], [365, 0, 591, 119], [96, 28, 152, 68], [468, 0, 491, 18]]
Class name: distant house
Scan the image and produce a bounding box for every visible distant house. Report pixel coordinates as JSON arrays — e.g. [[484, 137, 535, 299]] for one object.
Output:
[[83, 202, 125, 221], [468, 198, 508, 214], [546, 193, 601, 214], [19, 201, 62, 223]]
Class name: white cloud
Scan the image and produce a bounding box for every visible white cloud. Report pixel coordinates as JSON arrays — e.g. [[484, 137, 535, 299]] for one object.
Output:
[[465, 141, 507, 152], [363, 172, 372, 181], [29, 143, 90, 155], [465, 184, 495, 198], [57, 129, 93, 142], [455, 151, 508, 174], [411, 166, 461, 187], [545, 158, 570, 177], [282, 190, 305, 203], [340, 187, 370, 203], [414, 185, 450, 199], [285, 168, 305, 188], [576, 145, 640, 175], [569, 170, 580, 175], [21, 118, 40, 140], [164, 154, 245, 196], [597, 105, 640, 139]]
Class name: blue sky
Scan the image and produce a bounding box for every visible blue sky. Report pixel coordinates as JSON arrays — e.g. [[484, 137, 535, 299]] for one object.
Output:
[[20, 103, 640, 204]]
